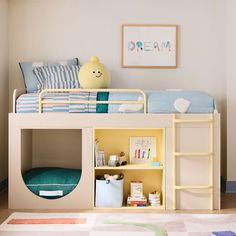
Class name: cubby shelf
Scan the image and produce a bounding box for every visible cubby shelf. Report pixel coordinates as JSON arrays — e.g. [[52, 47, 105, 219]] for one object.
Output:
[[94, 128, 165, 210], [94, 164, 164, 170]]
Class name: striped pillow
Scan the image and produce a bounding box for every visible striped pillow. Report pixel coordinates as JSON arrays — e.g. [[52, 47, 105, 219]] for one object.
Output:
[[33, 65, 80, 90]]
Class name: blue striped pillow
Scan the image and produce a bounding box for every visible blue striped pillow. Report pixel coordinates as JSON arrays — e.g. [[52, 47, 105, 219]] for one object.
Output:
[[19, 58, 79, 93], [33, 65, 80, 90]]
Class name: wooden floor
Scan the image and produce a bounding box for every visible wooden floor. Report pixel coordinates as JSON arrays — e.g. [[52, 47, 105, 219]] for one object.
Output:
[[1, 191, 236, 224]]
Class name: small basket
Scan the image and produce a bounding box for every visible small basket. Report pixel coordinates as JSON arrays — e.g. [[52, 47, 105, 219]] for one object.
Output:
[[95, 178, 124, 208]]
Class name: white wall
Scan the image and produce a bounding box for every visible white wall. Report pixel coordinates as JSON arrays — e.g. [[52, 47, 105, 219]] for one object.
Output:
[[226, 0, 236, 181], [8, 0, 227, 176], [0, 0, 9, 182], [9, 0, 225, 102]]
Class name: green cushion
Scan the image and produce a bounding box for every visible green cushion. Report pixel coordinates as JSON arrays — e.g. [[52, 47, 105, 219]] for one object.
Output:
[[23, 167, 82, 199]]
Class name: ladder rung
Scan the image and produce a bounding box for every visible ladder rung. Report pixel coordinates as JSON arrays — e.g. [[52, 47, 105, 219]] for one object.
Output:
[[174, 119, 213, 123], [174, 185, 212, 190], [174, 152, 213, 157]]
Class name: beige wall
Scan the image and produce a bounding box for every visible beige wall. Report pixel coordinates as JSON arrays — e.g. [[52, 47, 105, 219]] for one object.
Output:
[[0, 0, 9, 182], [9, 0, 225, 104], [7, 0, 230, 179], [226, 0, 236, 181]]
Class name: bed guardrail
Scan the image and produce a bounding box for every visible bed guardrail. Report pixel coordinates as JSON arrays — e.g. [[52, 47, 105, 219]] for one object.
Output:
[[13, 88, 27, 113], [37, 88, 147, 114]]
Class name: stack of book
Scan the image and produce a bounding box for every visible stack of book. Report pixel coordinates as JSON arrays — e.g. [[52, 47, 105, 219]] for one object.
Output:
[[127, 196, 148, 207], [127, 181, 148, 207]]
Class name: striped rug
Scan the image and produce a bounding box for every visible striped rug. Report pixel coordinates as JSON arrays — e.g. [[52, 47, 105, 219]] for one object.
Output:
[[1, 212, 236, 235]]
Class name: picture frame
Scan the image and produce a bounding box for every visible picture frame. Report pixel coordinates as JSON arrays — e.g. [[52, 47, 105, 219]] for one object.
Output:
[[129, 136, 156, 164], [121, 24, 178, 68], [94, 139, 105, 167], [95, 150, 105, 167]]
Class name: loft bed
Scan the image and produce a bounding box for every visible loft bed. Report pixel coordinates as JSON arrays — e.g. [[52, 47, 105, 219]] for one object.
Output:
[[9, 88, 220, 211]]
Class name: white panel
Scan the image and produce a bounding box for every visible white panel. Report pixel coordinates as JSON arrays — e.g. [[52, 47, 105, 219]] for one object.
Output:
[[177, 189, 211, 210], [176, 127, 210, 153], [176, 157, 211, 186]]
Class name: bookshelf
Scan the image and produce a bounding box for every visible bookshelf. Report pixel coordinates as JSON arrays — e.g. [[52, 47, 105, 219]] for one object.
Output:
[[93, 128, 165, 209]]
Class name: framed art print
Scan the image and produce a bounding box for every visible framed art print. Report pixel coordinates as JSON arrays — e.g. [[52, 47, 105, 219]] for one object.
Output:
[[122, 24, 178, 68], [129, 136, 156, 164]]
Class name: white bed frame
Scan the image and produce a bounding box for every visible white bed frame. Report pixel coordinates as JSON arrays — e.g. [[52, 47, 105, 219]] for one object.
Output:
[[9, 89, 221, 210]]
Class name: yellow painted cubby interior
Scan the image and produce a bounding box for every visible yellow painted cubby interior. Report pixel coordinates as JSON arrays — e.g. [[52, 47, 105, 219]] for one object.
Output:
[[95, 169, 163, 207], [94, 128, 165, 209], [94, 128, 164, 164]]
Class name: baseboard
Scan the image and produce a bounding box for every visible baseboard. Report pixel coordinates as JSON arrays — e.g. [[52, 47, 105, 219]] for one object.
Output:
[[221, 176, 236, 193], [0, 178, 8, 193]]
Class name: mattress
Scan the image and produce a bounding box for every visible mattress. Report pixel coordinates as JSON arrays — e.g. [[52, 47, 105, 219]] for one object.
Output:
[[16, 90, 216, 114], [147, 90, 216, 113], [23, 167, 82, 199]]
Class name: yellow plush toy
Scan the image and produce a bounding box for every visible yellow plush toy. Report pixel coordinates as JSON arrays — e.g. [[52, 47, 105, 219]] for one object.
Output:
[[78, 56, 111, 89]]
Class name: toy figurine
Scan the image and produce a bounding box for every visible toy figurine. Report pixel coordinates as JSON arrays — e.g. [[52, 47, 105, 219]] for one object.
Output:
[[119, 152, 127, 166]]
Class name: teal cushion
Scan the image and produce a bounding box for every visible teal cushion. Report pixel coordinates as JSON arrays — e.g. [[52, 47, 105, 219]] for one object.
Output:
[[23, 167, 82, 199], [19, 58, 79, 93], [96, 92, 109, 113]]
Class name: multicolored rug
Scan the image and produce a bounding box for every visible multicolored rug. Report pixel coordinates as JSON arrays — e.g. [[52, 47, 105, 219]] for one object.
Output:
[[1, 212, 236, 236]]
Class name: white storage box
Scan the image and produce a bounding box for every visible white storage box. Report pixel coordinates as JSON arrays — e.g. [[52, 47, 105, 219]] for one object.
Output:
[[95, 179, 124, 208]]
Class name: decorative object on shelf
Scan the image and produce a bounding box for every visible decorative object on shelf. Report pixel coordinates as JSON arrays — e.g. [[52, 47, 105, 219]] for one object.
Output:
[[78, 56, 111, 89], [130, 136, 156, 164], [95, 150, 105, 167], [107, 153, 127, 167], [119, 152, 127, 166], [150, 161, 161, 166], [94, 139, 105, 167], [109, 155, 119, 161], [148, 191, 161, 207], [108, 160, 119, 167], [108, 154, 120, 167], [103, 173, 124, 184], [122, 24, 178, 68], [130, 181, 143, 198], [96, 173, 124, 181], [94, 138, 99, 166]]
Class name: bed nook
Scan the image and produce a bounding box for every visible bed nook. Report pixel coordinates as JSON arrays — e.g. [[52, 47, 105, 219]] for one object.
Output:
[[21, 129, 83, 200], [9, 87, 220, 210]]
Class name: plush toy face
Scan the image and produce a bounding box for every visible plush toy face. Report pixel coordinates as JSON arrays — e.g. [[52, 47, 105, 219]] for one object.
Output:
[[78, 56, 111, 89]]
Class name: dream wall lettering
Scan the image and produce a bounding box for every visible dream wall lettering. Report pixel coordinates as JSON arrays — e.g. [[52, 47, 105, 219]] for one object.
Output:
[[128, 41, 172, 52]]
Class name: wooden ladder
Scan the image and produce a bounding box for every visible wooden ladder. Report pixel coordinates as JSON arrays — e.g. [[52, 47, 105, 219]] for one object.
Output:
[[172, 114, 214, 210]]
